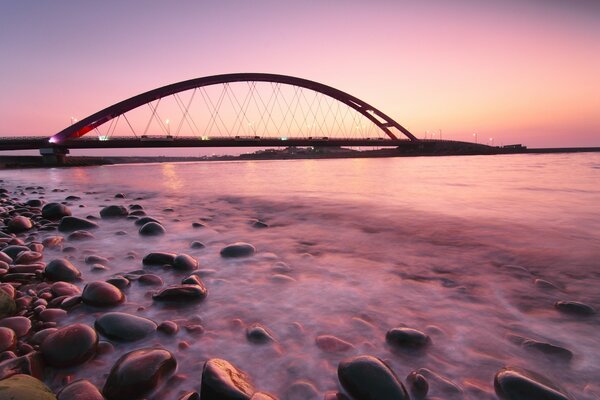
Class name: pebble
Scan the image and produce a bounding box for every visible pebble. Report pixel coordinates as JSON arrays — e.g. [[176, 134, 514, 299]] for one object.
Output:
[[246, 323, 275, 344], [386, 327, 431, 348], [157, 321, 179, 335], [190, 241, 205, 249], [337, 355, 409, 400], [200, 358, 256, 400], [68, 230, 95, 241], [494, 367, 571, 400], [407, 371, 429, 399], [82, 281, 125, 307], [134, 216, 161, 227], [85, 255, 110, 265], [42, 202, 72, 219], [1, 245, 29, 259], [39, 308, 68, 322], [8, 216, 33, 233], [0, 374, 56, 399], [315, 335, 354, 353], [152, 285, 207, 302], [102, 347, 177, 400], [0, 317, 31, 337], [284, 381, 319, 400], [220, 242, 256, 258], [58, 379, 104, 400], [521, 339, 573, 361], [143, 252, 177, 266], [41, 324, 98, 368], [0, 327, 16, 352], [58, 216, 99, 232], [554, 300, 596, 316], [95, 312, 157, 342], [44, 258, 82, 282], [139, 274, 164, 286], [139, 222, 166, 236], [100, 205, 129, 218], [181, 274, 204, 286], [14, 250, 42, 264], [173, 254, 199, 271], [106, 276, 130, 290]]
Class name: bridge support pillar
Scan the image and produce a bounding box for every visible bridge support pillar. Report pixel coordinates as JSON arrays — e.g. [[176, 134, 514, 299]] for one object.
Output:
[[40, 147, 69, 165]]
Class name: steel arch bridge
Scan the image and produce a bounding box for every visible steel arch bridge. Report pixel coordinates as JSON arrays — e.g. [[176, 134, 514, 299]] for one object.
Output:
[[49, 73, 418, 144]]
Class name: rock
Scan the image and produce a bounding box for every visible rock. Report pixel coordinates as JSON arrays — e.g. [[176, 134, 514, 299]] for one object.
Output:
[[142, 252, 177, 266], [95, 312, 157, 342], [65, 195, 81, 201], [181, 274, 204, 286], [0, 374, 56, 400], [0, 317, 31, 337], [139, 222, 166, 236], [522, 339, 573, 361], [45, 258, 82, 282], [0, 328, 16, 352], [190, 241, 205, 249], [407, 371, 429, 399], [494, 367, 571, 400], [534, 279, 560, 290], [100, 205, 129, 219], [114, 193, 126, 199], [315, 335, 354, 353], [8, 216, 33, 233], [416, 368, 462, 395], [14, 250, 42, 264], [39, 309, 67, 322], [0, 352, 44, 380], [1, 245, 29, 259], [0, 290, 16, 319], [58, 216, 99, 232], [41, 324, 98, 368], [30, 328, 57, 345], [337, 355, 409, 400], [106, 276, 130, 290], [285, 381, 319, 400], [68, 230, 95, 241], [246, 324, 275, 344], [555, 301, 596, 316], [139, 274, 163, 286], [250, 393, 278, 400], [42, 203, 72, 220], [178, 392, 200, 400], [192, 222, 205, 228], [220, 242, 256, 258], [386, 327, 431, 348], [157, 321, 179, 335], [50, 282, 81, 297], [58, 379, 104, 400], [42, 236, 64, 249], [152, 285, 207, 302], [82, 281, 124, 307], [200, 358, 256, 400], [26, 199, 45, 207], [0, 252, 12, 264], [102, 348, 177, 400], [173, 254, 199, 271], [85, 255, 110, 265], [134, 216, 161, 227]]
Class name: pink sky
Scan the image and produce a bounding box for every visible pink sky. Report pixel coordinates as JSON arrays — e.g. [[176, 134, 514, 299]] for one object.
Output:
[[0, 0, 599, 154]]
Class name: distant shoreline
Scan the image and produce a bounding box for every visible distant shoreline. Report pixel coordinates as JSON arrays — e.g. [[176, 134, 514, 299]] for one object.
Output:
[[1, 146, 599, 169]]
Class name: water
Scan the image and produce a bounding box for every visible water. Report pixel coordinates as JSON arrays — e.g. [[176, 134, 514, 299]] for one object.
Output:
[[3, 153, 600, 399]]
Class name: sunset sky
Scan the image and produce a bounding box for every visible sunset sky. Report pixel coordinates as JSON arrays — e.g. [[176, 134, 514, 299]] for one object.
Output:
[[1, 0, 599, 152]]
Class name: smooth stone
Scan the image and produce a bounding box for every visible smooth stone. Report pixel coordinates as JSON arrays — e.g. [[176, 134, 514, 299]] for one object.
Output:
[[95, 312, 157, 342], [82, 281, 125, 307], [129, 204, 144, 210], [251, 220, 268, 229], [26, 199, 45, 207], [534, 278, 560, 290], [58, 216, 99, 232], [190, 241, 205, 249], [181, 274, 204, 286], [1, 245, 29, 259], [0, 352, 44, 380], [315, 335, 354, 353], [42, 202, 72, 219], [416, 368, 462, 395], [68, 230, 95, 241], [60, 295, 82, 310], [407, 371, 429, 399], [39, 309, 67, 322], [14, 251, 42, 264], [8, 216, 33, 233], [139, 274, 164, 286], [246, 323, 275, 344], [192, 222, 205, 228], [41, 324, 98, 368], [284, 381, 319, 400], [0, 327, 16, 352], [102, 348, 177, 400], [134, 216, 161, 227], [139, 222, 166, 236], [0, 374, 56, 400], [114, 193, 126, 198], [152, 285, 207, 302], [554, 301, 596, 316], [45, 258, 82, 282], [85, 255, 110, 265], [200, 358, 256, 400], [157, 321, 179, 335], [337, 355, 409, 400], [106, 276, 130, 290], [494, 367, 571, 400], [386, 327, 431, 348], [173, 254, 199, 271], [0, 290, 16, 319], [42, 236, 64, 249], [0, 317, 31, 338], [30, 328, 57, 345], [143, 252, 177, 266], [65, 195, 81, 201], [100, 205, 129, 219], [58, 379, 104, 400], [0, 252, 12, 264], [220, 242, 256, 258], [522, 339, 573, 361]]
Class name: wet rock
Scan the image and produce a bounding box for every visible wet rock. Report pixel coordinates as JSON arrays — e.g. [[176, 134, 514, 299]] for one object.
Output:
[[181, 274, 204, 286], [284, 381, 319, 400], [134, 216, 161, 227], [45, 258, 81, 282], [1, 245, 29, 259], [114, 193, 126, 199], [14, 250, 42, 264], [152, 285, 207, 302], [58, 216, 99, 232], [178, 392, 200, 400], [0, 252, 12, 264], [65, 195, 81, 201], [173, 254, 199, 271], [0, 374, 56, 399], [270, 274, 296, 283], [494, 367, 571, 400], [407, 371, 429, 399], [8, 216, 33, 233], [337, 355, 409, 400], [220, 242, 256, 258], [200, 358, 256, 400], [85, 255, 110, 265], [106, 276, 130, 290], [0, 352, 43, 380], [157, 321, 179, 335], [192, 222, 205, 228], [315, 335, 354, 353], [139, 274, 164, 286], [81, 281, 124, 307], [139, 222, 166, 236], [60, 295, 82, 310], [0, 290, 16, 319], [102, 347, 177, 400], [39, 308, 67, 322], [142, 252, 177, 266], [534, 278, 560, 290], [0, 327, 16, 352], [190, 241, 205, 249], [30, 328, 57, 345], [522, 339, 573, 361], [95, 312, 157, 342], [386, 327, 431, 348], [91, 263, 109, 272], [26, 199, 45, 207], [41, 323, 98, 368], [58, 379, 104, 400], [68, 230, 95, 241], [416, 368, 462, 395], [100, 205, 129, 219], [0, 317, 31, 337], [246, 323, 275, 344], [42, 202, 72, 220], [555, 301, 596, 316], [42, 235, 64, 249], [250, 393, 278, 400]]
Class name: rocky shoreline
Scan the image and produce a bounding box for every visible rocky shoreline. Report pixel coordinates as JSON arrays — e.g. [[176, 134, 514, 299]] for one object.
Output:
[[0, 179, 597, 399]]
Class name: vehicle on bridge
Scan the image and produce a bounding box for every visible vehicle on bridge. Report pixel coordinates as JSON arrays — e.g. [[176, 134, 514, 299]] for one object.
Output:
[[140, 135, 174, 141]]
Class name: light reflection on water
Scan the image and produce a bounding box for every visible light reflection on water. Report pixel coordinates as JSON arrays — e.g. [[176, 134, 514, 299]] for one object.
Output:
[[3, 153, 600, 399]]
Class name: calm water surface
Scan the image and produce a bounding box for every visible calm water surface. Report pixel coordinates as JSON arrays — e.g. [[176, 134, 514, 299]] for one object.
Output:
[[4, 153, 600, 399]]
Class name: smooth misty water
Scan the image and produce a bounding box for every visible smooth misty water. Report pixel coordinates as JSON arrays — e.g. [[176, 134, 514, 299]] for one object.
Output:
[[3, 153, 600, 399]]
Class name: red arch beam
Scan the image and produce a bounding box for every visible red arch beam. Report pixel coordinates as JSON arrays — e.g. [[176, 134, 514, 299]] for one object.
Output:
[[50, 73, 418, 143]]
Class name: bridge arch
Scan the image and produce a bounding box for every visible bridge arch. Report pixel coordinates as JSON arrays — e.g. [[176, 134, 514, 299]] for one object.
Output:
[[50, 73, 417, 143]]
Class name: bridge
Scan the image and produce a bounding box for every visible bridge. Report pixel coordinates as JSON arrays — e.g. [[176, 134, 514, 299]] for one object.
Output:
[[0, 73, 421, 162]]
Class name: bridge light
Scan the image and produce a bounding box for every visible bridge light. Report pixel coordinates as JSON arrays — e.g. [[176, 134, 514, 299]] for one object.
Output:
[[48, 137, 58, 144], [281, 137, 288, 141]]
